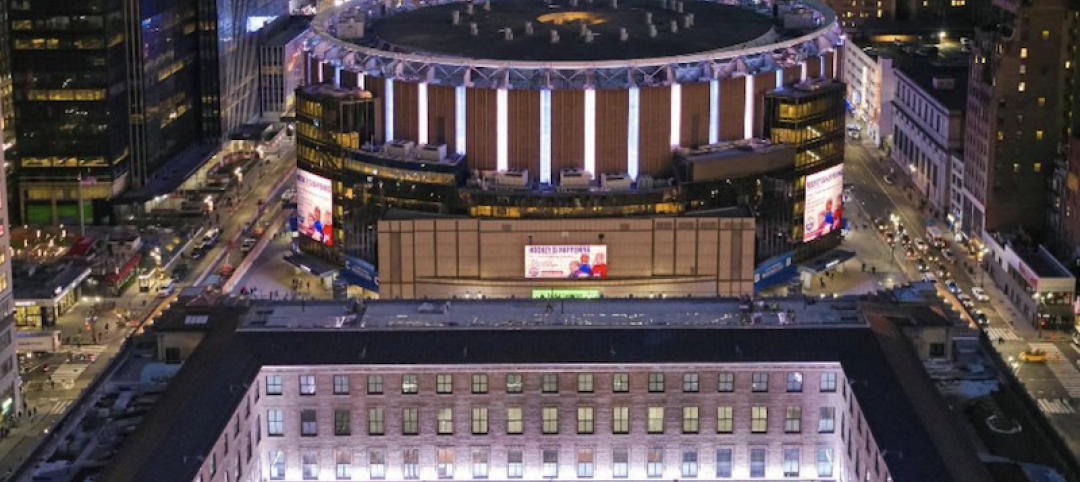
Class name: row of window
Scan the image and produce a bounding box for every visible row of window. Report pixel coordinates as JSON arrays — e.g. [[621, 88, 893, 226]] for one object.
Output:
[[269, 371, 840, 396], [266, 405, 838, 437], [268, 445, 837, 481]]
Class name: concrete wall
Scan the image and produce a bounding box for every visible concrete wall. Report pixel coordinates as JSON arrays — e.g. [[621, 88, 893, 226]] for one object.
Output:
[[377, 217, 756, 299]]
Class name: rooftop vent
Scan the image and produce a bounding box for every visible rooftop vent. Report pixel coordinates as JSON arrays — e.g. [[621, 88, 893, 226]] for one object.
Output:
[[931, 76, 955, 90]]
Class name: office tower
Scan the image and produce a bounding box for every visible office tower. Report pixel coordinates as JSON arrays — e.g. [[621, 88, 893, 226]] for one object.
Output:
[[961, 0, 1078, 244], [0, 101, 16, 423]]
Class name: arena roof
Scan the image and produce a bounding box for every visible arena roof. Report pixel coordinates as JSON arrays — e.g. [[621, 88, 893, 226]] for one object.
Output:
[[371, 0, 774, 61]]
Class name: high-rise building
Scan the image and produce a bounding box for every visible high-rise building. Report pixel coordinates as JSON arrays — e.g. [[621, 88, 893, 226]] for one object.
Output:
[[0, 102, 17, 423], [961, 0, 1078, 245]]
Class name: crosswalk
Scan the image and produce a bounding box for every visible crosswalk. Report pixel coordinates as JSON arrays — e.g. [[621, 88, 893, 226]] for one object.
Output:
[[1037, 398, 1076, 415], [1030, 343, 1080, 398], [986, 327, 1021, 341]]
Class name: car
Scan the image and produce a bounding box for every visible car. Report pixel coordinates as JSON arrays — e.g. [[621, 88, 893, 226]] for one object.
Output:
[[240, 237, 257, 254], [190, 248, 206, 260], [885, 232, 896, 245], [202, 228, 221, 248], [971, 287, 989, 302], [923, 273, 938, 283], [172, 263, 190, 281], [931, 237, 947, 249], [925, 252, 939, 263], [883, 174, 895, 185], [972, 309, 989, 326], [956, 293, 975, 310], [157, 280, 176, 298], [904, 247, 917, 259], [281, 188, 296, 202], [1019, 347, 1049, 363], [940, 248, 955, 263], [935, 264, 949, 277], [914, 238, 929, 252], [876, 219, 890, 233], [944, 279, 961, 294], [900, 234, 912, 247]]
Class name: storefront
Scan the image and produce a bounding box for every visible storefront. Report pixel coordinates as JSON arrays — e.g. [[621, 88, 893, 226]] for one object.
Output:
[[990, 243, 1076, 332], [14, 266, 90, 328]]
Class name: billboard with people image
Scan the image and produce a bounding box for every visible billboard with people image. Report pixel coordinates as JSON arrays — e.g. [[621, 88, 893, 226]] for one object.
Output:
[[297, 169, 333, 246], [803, 165, 844, 242], [525, 245, 608, 279]]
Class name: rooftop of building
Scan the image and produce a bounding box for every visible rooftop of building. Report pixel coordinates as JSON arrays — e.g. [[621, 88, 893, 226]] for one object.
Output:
[[896, 58, 969, 111], [1016, 245, 1072, 279], [261, 14, 312, 46], [369, 0, 777, 61], [99, 295, 992, 482], [848, 23, 972, 66], [767, 77, 845, 98], [11, 258, 92, 301], [676, 139, 794, 163], [299, 82, 376, 101]]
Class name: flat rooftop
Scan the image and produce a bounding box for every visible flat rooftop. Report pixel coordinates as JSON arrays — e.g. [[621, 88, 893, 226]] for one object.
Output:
[[370, 0, 776, 61], [12, 259, 92, 300], [1017, 246, 1073, 279], [897, 61, 968, 111]]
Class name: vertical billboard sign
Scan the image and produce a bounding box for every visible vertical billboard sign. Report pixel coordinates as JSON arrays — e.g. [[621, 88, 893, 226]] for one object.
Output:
[[803, 165, 844, 242], [297, 169, 333, 246]]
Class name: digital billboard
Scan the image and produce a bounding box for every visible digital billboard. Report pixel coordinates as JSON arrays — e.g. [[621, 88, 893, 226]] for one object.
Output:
[[803, 165, 844, 242], [297, 169, 333, 246], [525, 245, 608, 279]]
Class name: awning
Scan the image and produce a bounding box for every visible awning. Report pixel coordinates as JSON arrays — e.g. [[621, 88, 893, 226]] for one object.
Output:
[[283, 252, 339, 278], [797, 249, 857, 275]]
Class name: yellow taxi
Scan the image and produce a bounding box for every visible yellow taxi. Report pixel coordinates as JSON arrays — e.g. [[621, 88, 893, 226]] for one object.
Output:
[[1019, 347, 1048, 363]]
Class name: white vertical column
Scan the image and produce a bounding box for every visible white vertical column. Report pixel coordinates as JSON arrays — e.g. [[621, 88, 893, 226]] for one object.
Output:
[[540, 89, 552, 184], [775, 70, 783, 89], [455, 86, 466, 155], [670, 83, 682, 148], [832, 51, 838, 79], [584, 88, 596, 175], [820, 55, 826, 78], [744, 75, 754, 139], [708, 80, 720, 145], [385, 78, 395, 142], [497, 88, 508, 171], [335, 66, 342, 87], [417, 82, 428, 145], [359, 73, 366, 90], [800, 62, 808, 82], [318, 62, 325, 83], [627, 87, 640, 179]]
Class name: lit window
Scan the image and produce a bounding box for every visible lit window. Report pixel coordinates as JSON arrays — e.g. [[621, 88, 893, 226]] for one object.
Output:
[[783, 448, 801, 477], [269, 449, 287, 480], [613, 373, 630, 392], [817, 448, 834, 477], [1020, 47, 1028, 58], [303, 450, 319, 480], [367, 375, 383, 394], [471, 447, 489, 479], [818, 407, 836, 433], [578, 373, 594, 393], [997, 131, 1005, 141], [506, 373, 523, 393], [368, 407, 384, 435], [402, 374, 418, 394], [750, 448, 766, 478], [1043, 30, 1050, 40], [266, 375, 283, 395], [681, 447, 698, 478], [1036, 130, 1045, 140], [402, 408, 419, 435], [1068, 61, 1073, 69], [507, 407, 523, 434], [542, 447, 559, 477], [577, 406, 595, 434], [613, 406, 630, 434], [1014, 163, 1021, 173], [1035, 162, 1042, 172], [437, 447, 454, 479], [472, 407, 489, 434], [613, 446, 629, 478], [268, 409, 284, 436], [715, 448, 733, 478], [437, 408, 454, 434], [751, 406, 768, 433], [472, 374, 488, 394], [682, 407, 699, 433], [752, 372, 769, 392], [1038, 97, 1047, 107], [543, 406, 559, 434], [299, 375, 316, 395], [436, 374, 453, 394], [507, 447, 524, 478], [542, 374, 559, 393], [718, 372, 734, 392], [682, 373, 699, 392], [648, 406, 665, 433], [648, 372, 665, 392], [785, 406, 802, 433], [1019, 82, 1026, 92], [404, 448, 420, 479], [717, 406, 733, 433], [370, 448, 387, 480], [333, 375, 350, 395], [1020, 64, 1026, 75]]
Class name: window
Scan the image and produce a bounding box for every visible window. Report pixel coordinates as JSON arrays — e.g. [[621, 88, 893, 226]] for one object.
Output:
[[368, 407, 384, 435], [335, 448, 352, 480], [333, 375, 350, 395], [1038, 97, 1047, 107], [300, 375, 316, 395], [507, 407, 523, 434], [543, 407, 559, 434], [786, 372, 803, 392], [471, 446, 490, 478], [472, 407, 489, 434], [817, 448, 834, 477], [269, 449, 286, 479], [785, 406, 801, 433], [718, 372, 734, 392], [682, 407, 699, 433], [820, 372, 837, 392], [507, 446, 524, 478], [577, 446, 595, 477], [613, 373, 630, 392], [402, 374, 418, 394], [577, 406, 595, 434], [404, 448, 420, 479], [437, 447, 455, 479], [681, 447, 698, 477], [542, 447, 559, 477], [648, 372, 665, 392], [683, 373, 699, 392], [1042, 29, 1050, 39], [301, 409, 317, 436], [1019, 82, 1026, 92], [613, 406, 630, 434], [268, 409, 283, 436], [1036, 130, 1045, 141], [266, 375, 283, 395], [750, 448, 766, 478], [335, 409, 351, 436], [647, 406, 665, 434], [302, 450, 319, 480], [751, 373, 768, 392], [1035, 163, 1042, 173], [930, 343, 946, 357], [369, 448, 386, 479], [716, 406, 733, 433], [472, 374, 488, 394], [402, 408, 419, 435], [438, 408, 454, 434], [613, 446, 629, 478], [437, 374, 453, 394], [751, 406, 768, 433], [506, 373, 523, 393], [646, 446, 664, 478], [1021, 47, 1028, 58], [578, 373, 594, 392], [715, 448, 733, 478], [784, 448, 800, 477], [367, 375, 383, 394], [819, 407, 836, 433], [543, 374, 559, 393]]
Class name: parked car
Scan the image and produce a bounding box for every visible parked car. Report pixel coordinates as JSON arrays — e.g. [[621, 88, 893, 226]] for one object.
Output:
[[240, 237, 257, 254], [172, 263, 190, 281], [190, 247, 206, 260], [972, 309, 988, 326], [944, 279, 961, 294], [971, 287, 989, 302], [914, 258, 930, 273], [956, 293, 975, 310], [941, 248, 955, 263], [281, 188, 296, 202]]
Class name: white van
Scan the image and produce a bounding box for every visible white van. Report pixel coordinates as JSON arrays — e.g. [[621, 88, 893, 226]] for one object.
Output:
[[158, 280, 176, 298]]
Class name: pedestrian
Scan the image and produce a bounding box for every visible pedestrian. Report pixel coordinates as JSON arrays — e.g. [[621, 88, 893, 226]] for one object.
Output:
[[819, 278, 825, 288], [871, 266, 876, 274], [861, 262, 866, 272], [306, 281, 310, 290], [998, 336, 1004, 345]]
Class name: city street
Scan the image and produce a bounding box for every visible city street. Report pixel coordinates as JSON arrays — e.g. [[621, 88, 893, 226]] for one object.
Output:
[[840, 126, 1080, 455]]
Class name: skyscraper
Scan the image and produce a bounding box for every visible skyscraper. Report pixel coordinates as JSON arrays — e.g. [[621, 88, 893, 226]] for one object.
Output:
[[0, 101, 17, 423]]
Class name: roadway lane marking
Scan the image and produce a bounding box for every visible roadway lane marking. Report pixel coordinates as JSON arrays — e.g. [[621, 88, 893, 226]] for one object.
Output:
[[986, 327, 1021, 341], [1037, 398, 1076, 415], [1031, 343, 1080, 398]]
